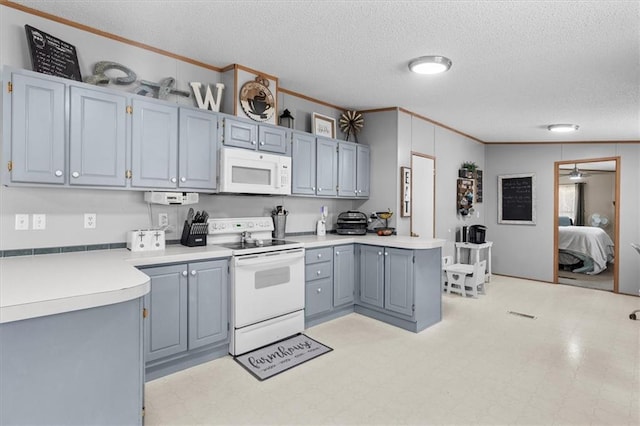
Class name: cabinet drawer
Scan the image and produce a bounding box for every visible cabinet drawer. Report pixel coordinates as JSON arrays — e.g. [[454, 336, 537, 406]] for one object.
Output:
[[305, 278, 332, 317], [305, 261, 332, 281], [305, 247, 333, 264]]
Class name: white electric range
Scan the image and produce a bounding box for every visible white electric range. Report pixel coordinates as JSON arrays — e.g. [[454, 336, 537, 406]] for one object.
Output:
[[207, 217, 305, 356]]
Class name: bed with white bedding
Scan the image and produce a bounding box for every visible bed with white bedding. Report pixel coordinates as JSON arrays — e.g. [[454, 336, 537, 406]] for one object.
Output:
[[558, 225, 614, 275]]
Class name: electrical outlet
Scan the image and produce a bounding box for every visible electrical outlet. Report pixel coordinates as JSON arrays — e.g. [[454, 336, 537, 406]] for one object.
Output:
[[15, 214, 29, 230], [158, 213, 169, 227], [33, 214, 46, 230], [84, 213, 96, 229]]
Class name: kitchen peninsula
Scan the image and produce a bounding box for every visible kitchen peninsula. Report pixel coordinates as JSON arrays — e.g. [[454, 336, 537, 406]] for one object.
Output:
[[0, 234, 443, 425]]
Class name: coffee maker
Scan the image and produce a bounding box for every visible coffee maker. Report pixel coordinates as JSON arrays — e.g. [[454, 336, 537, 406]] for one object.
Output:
[[468, 225, 487, 244]]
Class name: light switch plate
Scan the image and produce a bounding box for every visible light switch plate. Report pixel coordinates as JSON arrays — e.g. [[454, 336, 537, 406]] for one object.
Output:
[[15, 214, 29, 230], [33, 214, 46, 230]]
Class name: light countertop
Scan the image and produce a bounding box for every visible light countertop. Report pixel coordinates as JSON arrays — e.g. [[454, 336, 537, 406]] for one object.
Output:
[[0, 235, 443, 324]]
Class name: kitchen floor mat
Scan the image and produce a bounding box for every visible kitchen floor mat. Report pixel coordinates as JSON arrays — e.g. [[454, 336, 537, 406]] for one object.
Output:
[[234, 334, 332, 381]]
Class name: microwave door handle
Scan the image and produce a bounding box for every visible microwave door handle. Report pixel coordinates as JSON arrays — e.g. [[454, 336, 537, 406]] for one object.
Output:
[[275, 164, 281, 189]]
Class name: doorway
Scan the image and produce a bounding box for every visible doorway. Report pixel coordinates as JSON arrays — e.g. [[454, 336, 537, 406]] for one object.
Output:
[[554, 157, 620, 292], [410, 153, 435, 238]]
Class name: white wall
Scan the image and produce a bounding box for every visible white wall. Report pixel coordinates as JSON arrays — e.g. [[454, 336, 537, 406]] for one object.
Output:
[[486, 143, 640, 296], [0, 5, 352, 250]]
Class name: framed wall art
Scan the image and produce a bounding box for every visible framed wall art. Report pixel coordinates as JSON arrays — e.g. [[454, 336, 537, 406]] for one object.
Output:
[[498, 173, 536, 225], [312, 113, 336, 138], [400, 167, 411, 217]]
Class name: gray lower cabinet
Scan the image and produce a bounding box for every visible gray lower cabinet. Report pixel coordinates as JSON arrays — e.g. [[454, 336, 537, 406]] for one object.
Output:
[[0, 298, 145, 425], [69, 85, 128, 187], [333, 244, 355, 306], [4, 70, 66, 184], [222, 116, 288, 154], [141, 259, 228, 376], [305, 245, 355, 326], [357, 244, 442, 332]]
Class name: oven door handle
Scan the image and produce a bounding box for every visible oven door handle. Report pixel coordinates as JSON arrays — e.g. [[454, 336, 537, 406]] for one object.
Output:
[[234, 249, 304, 267]]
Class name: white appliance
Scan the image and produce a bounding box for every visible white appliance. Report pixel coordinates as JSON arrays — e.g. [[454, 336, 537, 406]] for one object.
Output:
[[144, 191, 199, 205], [218, 147, 291, 195], [126, 229, 165, 252], [208, 217, 304, 355]]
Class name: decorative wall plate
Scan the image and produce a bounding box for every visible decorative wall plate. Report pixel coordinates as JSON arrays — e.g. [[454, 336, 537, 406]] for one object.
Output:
[[239, 76, 275, 122]]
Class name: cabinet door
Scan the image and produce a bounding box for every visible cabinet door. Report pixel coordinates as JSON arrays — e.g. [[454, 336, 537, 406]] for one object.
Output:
[[359, 245, 384, 308], [338, 142, 357, 197], [69, 86, 127, 186], [334, 244, 355, 306], [316, 137, 338, 197], [143, 264, 188, 362], [131, 98, 178, 188], [291, 132, 316, 195], [178, 108, 218, 190], [356, 144, 370, 197], [223, 117, 257, 150], [8, 73, 65, 184], [188, 260, 228, 350], [384, 248, 414, 317], [305, 278, 332, 317], [258, 125, 288, 154]]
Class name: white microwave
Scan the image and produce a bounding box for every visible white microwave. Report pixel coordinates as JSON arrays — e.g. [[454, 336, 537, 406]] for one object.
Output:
[[219, 147, 291, 195]]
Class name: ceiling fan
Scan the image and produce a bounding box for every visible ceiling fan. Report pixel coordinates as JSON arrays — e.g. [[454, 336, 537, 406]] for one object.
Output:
[[566, 164, 590, 180]]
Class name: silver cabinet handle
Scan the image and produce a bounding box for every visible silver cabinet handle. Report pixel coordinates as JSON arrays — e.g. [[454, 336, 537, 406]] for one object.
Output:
[[378, 251, 382, 256], [384, 252, 389, 256], [318, 187, 322, 191], [182, 271, 188, 277], [55, 170, 63, 177], [259, 141, 265, 146], [317, 288, 322, 293], [191, 270, 197, 276], [171, 177, 177, 183], [71, 171, 80, 178], [317, 270, 321, 275], [180, 177, 186, 182], [251, 140, 256, 145], [312, 186, 316, 191], [317, 253, 322, 258]]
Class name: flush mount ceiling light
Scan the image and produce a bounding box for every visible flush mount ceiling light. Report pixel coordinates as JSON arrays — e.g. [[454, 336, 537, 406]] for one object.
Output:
[[408, 56, 452, 74], [547, 124, 579, 133]]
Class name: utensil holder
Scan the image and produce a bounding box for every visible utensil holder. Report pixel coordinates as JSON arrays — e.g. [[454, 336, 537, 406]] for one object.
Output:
[[272, 214, 287, 240], [180, 221, 208, 247]]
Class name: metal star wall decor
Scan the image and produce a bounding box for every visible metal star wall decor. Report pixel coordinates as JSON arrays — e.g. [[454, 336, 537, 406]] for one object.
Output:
[[339, 110, 364, 142]]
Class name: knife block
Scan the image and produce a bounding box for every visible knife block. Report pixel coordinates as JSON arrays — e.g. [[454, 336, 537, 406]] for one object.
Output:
[[180, 221, 208, 247]]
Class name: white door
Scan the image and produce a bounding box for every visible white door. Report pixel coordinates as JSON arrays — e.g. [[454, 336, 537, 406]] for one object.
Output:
[[411, 154, 435, 238]]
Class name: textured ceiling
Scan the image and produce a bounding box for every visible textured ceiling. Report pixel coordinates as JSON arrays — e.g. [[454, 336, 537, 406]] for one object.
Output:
[[10, 0, 640, 143]]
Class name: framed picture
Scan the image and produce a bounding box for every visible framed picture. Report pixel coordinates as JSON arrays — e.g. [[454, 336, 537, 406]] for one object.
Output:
[[498, 173, 536, 225], [312, 113, 336, 138], [400, 167, 411, 217]]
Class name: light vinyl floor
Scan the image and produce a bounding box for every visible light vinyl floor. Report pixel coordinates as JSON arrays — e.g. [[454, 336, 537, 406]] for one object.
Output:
[[145, 275, 640, 425]]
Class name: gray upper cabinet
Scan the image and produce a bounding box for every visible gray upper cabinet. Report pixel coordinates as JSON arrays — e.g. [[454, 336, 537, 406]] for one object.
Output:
[[69, 85, 128, 187], [359, 245, 385, 308], [356, 144, 370, 197], [338, 142, 357, 197], [187, 259, 228, 349], [131, 98, 179, 189], [384, 247, 414, 316], [316, 137, 338, 197], [143, 264, 188, 362], [178, 107, 218, 191], [223, 117, 287, 154], [291, 132, 317, 195], [5, 71, 66, 184], [333, 244, 355, 306]]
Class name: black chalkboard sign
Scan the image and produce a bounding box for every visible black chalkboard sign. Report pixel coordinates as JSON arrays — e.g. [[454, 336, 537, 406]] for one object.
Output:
[[498, 174, 536, 224], [25, 25, 82, 81]]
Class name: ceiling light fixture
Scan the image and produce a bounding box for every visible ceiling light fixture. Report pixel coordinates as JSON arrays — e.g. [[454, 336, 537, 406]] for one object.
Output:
[[547, 124, 579, 133], [408, 56, 452, 74], [568, 165, 585, 180]]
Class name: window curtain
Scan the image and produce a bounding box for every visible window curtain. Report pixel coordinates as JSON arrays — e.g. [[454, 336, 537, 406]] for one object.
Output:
[[574, 182, 586, 226], [559, 184, 576, 222]]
